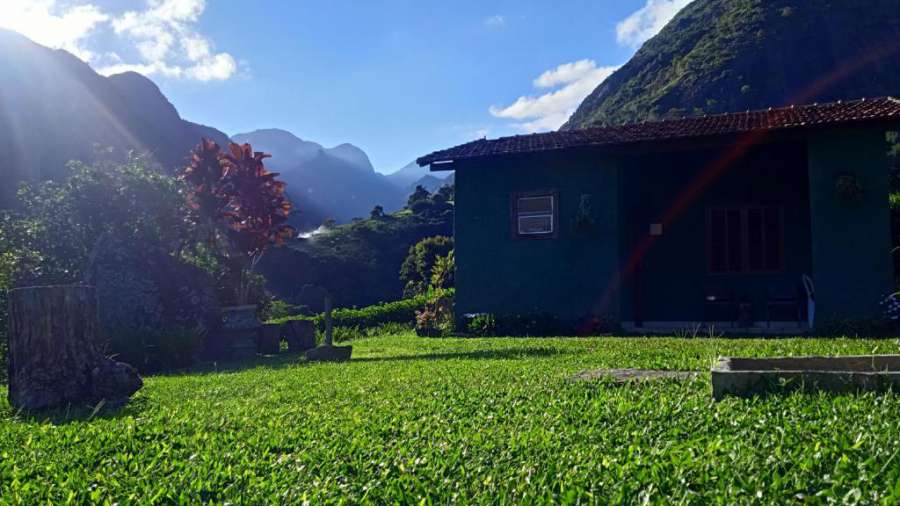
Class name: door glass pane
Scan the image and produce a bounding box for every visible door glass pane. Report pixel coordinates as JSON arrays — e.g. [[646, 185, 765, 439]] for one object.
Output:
[[709, 209, 727, 272], [747, 208, 764, 270], [726, 209, 743, 272], [763, 208, 781, 269]]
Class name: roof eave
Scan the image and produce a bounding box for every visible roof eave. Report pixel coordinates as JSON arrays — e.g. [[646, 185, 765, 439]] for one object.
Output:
[[427, 160, 455, 171]]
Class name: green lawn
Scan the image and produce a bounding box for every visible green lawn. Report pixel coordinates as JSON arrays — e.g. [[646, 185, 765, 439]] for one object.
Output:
[[3, 334, 900, 504]]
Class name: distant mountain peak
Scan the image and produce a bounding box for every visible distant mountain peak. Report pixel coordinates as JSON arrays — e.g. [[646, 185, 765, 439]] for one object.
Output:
[[107, 71, 182, 125], [228, 128, 406, 228], [326, 143, 374, 172], [236, 128, 310, 143], [231, 129, 324, 169], [386, 160, 451, 188]]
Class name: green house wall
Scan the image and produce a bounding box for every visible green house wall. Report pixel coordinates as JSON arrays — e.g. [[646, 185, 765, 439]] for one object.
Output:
[[618, 142, 813, 323], [453, 150, 622, 321], [807, 129, 894, 323], [449, 128, 894, 328]]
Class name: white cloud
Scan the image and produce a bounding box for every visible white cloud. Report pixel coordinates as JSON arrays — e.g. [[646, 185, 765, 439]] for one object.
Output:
[[104, 0, 237, 81], [484, 15, 505, 29], [0, 0, 109, 61], [1, 0, 238, 82], [490, 60, 619, 132], [616, 0, 693, 47], [533, 59, 600, 89], [185, 52, 236, 81]]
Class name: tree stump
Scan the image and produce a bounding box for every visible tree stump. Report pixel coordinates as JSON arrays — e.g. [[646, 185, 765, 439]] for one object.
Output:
[[7, 285, 143, 411]]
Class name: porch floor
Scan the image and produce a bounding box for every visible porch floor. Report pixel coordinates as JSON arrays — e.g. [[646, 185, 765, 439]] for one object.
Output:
[[621, 321, 810, 336]]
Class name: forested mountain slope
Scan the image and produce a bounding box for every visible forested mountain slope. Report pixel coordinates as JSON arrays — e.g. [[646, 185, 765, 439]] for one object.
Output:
[[563, 0, 900, 129]]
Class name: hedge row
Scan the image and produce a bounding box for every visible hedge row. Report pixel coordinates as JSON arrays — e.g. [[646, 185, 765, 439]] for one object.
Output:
[[268, 288, 454, 330]]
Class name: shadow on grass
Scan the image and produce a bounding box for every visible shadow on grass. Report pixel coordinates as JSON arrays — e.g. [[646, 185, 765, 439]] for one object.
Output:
[[4, 395, 151, 426], [2, 353, 309, 423], [352, 346, 569, 363], [164, 345, 568, 377], [3, 347, 565, 423], [173, 352, 302, 377]]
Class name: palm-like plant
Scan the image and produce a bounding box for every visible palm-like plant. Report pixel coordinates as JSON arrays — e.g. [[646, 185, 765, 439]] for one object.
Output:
[[182, 139, 295, 305]]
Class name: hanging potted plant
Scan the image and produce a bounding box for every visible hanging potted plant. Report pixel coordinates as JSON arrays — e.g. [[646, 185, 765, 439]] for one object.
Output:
[[181, 139, 295, 360], [572, 194, 596, 233], [835, 172, 864, 203]]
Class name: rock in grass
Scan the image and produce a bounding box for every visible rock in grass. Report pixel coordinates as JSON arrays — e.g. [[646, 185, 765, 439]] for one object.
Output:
[[305, 345, 352, 362]]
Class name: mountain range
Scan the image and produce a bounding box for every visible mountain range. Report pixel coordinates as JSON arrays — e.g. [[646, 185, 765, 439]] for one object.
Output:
[[384, 160, 454, 193], [564, 0, 900, 129], [0, 28, 448, 228], [0, 28, 230, 206], [232, 128, 407, 227], [8, 0, 897, 227]]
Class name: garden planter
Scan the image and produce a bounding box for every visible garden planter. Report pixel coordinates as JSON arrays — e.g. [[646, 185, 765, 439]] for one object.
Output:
[[712, 355, 900, 400], [258, 323, 282, 355], [221, 305, 260, 360], [283, 320, 316, 353]]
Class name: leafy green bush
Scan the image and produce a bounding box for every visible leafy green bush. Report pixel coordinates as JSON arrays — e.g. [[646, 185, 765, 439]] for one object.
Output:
[[315, 322, 414, 343], [259, 188, 453, 310], [1, 158, 196, 288], [467, 313, 498, 336], [400, 236, 453, 297], [270, 288, 454, 331], [474, 312, 570, 337], [153, 327, 205, 370], [106, 327, 205, 373], [261, 299, 309, 321], [430, 250, 454, 290]]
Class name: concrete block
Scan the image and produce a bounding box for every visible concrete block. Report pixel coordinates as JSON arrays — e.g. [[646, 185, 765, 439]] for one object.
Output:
[[712, 355, 900, 400], [305, 345, 352, 363]]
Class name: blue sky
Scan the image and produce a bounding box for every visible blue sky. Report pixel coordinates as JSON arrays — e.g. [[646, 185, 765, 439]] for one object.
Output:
[[3, 0, 693, 172]]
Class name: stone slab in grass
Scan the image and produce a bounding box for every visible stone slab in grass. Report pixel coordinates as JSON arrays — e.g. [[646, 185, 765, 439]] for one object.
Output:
[[712, 355, 900, 400], [306, 345, 353, 363], [574, 369, 699, 382]]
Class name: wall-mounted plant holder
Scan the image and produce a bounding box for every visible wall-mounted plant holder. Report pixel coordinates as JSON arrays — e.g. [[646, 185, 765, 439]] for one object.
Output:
[[835, 172, 864, 203], [573, 193, 595, 232]]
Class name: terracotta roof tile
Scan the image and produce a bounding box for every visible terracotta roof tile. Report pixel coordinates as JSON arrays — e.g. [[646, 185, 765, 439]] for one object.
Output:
[[417, 97, 900, 166]]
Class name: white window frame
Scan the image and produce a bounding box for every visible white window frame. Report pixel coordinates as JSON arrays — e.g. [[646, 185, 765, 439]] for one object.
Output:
[[515, 193, 556, 237]]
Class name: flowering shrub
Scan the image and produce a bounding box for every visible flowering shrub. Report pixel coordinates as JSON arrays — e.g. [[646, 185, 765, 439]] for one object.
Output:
[[467, 313, 498, 336], [880, 292, 900, 321], [415, 294, 454, 337]]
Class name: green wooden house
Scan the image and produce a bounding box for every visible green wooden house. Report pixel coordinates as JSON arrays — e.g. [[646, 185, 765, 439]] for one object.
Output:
[[417, 98, 900, 333]]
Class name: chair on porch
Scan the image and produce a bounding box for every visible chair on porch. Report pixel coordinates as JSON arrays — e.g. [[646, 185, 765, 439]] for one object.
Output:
[[766, 281, 802, 328], [703, 286, 738, 327]]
